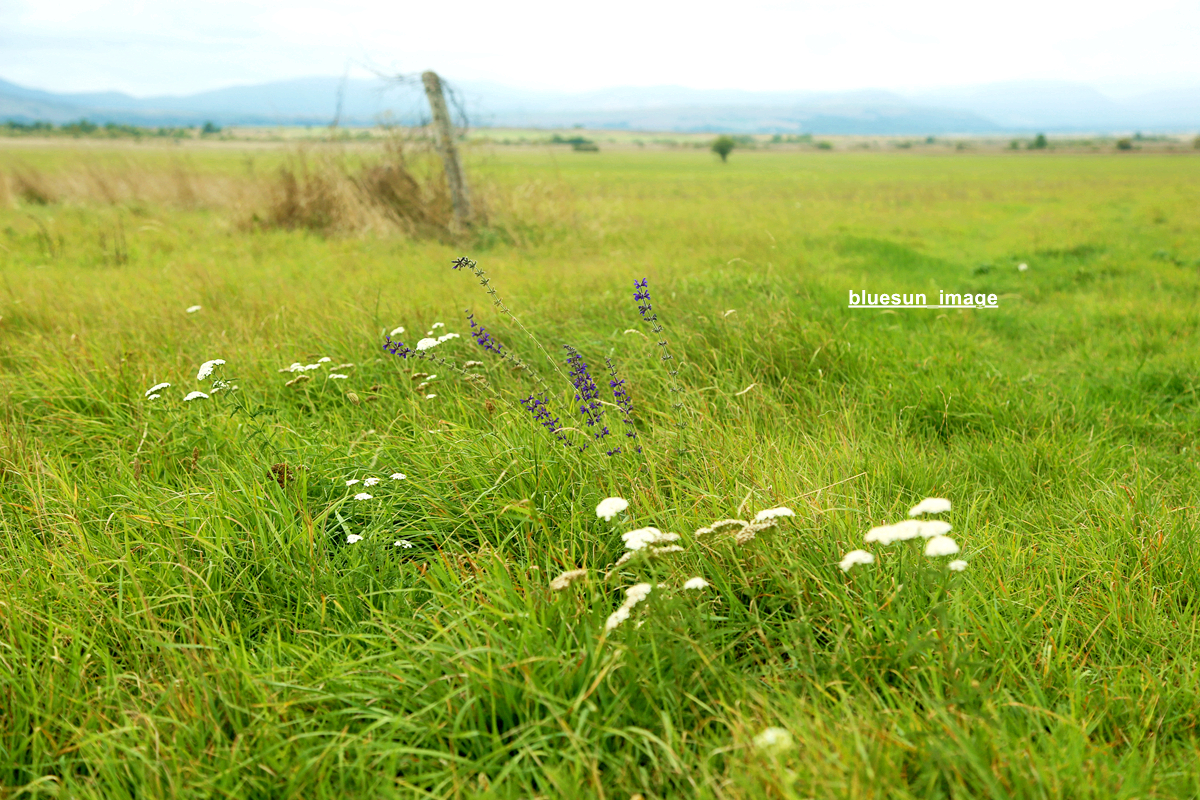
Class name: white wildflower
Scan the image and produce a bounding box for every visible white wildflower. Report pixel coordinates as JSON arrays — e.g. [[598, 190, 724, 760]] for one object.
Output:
[[839, 549, 875, 572], [345, 479, 361, 486], [425, 394, 437, 400], [604, 606, 631, 631], [145, 382, 170, 397], [866, 520, 921, 545], [649, 544, 685, 556], [754, 506, 794, 522], [390, 326, 405, 336], [464, 360, 483, 368], [550, 568, 588, 590], [435, 333, 459, 344], [394, 539, 415, 548], [948, 559, 968, 572], [147, 393, 161, 400], [683, 577, 709, 590], [1018, 262, 1029, 272], [625, 582, 653, 604], [333, 363, 355, 370], [328, 374, 349, 380], [909, 497, 951, 517], [753, 727, 794, 752], [363, 477, 379, 487], [864, 519, 919, 545], [301, 363, 321, 371], [390, 472, 406, 480], [317, 356, 332, 363], [196, 359, 225, 381], [924, 535, 960, 557], [723, 309, 737, 317], [621, 527, 679, 551], [695, 519, 748, 537], [186, 305, 201, 313], [346, 533, 363, 544], [431, 322, 445, 329], [354, 492, 373, 501], [596, 496, 630, 521], [183, 391, 209, 401], [284, 374, 310, 387], [279, 362, 304, 373], [917, 520, 952, 538], [415, 337, 439, 351]]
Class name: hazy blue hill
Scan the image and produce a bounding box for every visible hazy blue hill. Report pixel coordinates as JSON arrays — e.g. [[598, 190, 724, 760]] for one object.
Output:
[[1, 76, 1197, 133]]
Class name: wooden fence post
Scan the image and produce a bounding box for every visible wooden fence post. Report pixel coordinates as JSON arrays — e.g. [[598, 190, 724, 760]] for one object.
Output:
[[421, 70, 471, 233]]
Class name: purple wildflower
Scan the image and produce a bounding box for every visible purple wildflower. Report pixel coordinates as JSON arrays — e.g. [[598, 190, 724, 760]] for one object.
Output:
[[520, 394, 575, 449], [383, 335, 412, 359], [606, 357, 640, 455], [631, 276, 687, 454], [634, 278, 655, 321], [564, 345, 611, 451], [466, 310, 505, 356]]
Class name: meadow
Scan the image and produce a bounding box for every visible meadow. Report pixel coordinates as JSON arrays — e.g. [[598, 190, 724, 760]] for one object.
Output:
[[1, 140, 1199, 798]]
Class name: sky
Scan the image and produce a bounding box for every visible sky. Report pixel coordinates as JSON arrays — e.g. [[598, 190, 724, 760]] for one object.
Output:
[[3, 0, 1199, 98]]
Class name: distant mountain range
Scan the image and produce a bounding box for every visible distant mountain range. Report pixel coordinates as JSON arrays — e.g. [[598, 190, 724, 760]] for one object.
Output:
[[2, 76, 1198, 135]]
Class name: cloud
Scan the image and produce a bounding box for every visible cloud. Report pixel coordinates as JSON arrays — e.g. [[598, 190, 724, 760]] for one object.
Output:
[[2, 0, 1198, 97]]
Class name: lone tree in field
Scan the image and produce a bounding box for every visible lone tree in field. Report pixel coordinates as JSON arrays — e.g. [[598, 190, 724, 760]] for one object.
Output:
[[712, 135, 735, 162]]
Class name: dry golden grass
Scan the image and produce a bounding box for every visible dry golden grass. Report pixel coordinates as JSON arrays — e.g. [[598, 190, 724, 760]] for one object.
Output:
[[0, 134, 510, 240]]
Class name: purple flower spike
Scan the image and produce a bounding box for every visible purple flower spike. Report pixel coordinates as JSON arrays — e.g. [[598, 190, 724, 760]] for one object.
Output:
[[466, 310, 506, 356], [521, 394, 575, 450], [383, 335, 412, 359], [564, 345, 611, 451]]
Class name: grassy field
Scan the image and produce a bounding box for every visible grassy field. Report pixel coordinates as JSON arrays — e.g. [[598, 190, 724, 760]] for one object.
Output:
[[2, 142, 1200, 798]]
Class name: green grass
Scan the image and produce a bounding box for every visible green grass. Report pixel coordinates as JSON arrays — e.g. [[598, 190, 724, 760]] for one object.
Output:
[[2, 144, 1200, 798]]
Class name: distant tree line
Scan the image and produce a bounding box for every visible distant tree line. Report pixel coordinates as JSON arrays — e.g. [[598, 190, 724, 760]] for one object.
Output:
[[1, 119, 224, 139]]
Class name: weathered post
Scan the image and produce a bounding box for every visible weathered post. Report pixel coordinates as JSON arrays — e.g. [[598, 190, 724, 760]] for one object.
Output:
[[421, 70, 471, 233]]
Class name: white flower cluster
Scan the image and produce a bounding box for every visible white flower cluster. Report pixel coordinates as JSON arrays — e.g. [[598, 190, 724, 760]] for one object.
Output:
[[621, 527, 679, 551], [839, 497, 968, 572], [605, 582, 653, 631], [415, 332, 461, 351], [196, 359, 225, 381], [343, 472, 407, 489], [693, 506, 795, 545], [595, 496, 629, 521]]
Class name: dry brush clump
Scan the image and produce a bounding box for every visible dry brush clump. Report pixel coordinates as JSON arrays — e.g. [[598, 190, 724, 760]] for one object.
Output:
[[0, 132, 536, 241]]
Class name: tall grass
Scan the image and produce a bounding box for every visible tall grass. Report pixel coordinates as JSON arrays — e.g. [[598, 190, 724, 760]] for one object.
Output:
[[1, 144, 1200, 797]]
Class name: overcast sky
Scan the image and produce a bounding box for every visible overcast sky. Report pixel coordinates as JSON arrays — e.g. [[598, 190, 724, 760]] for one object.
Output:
[[3, 0, 1198, 98]]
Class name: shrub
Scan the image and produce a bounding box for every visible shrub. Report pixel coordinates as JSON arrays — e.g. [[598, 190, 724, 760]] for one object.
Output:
[[1193, 135, 1199, 150], [1116, 138, 1134, 151], [1031, 133, 1048, 149], [816, 141, 833, 150], [711, 135, 735, 162]]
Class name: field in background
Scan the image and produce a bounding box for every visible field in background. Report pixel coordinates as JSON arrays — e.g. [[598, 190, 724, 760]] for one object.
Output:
[[2, 140, 1200, 798]]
